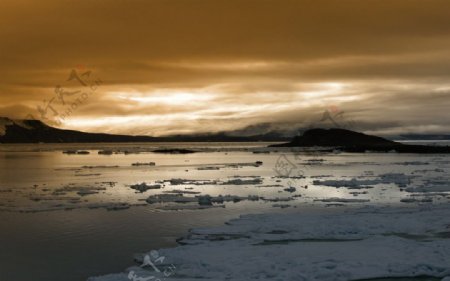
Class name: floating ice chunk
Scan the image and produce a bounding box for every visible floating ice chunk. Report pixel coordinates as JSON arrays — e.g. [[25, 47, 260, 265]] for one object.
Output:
[[147, 192, 260, 206], [210, 195, 244, 203], [313, 178, 376, 188], [379, 173, 414, 187], [169, 178, 188, 185], [224, 162, 263, 168], [132, 162, 156, 166], [197, 166, 220, 170], [247, 195, 260, 201], [263, 197, 294, 202], [400, 198, 433, 203], [163, 190, 201, 195], [349, 191, 368, 196], [63, 150, 90, 155], [348, 185, 374, 190], [405, 185, 450, 193], [283, 186, 296, 193], [314, 197, 370, 203], [314, 173, 414, 189], [221, 178, 263, 185], [130, 183, 162, 192], [201, 194, 257, 204], [77, 190, 99, 196], [197, 195, 213, 205], [302, 158, 325, 165], [146, 194, 197, 204], [106, 203, 131, 211], [168, 179, 217, 186], [393, 161, 429, 165], [272, 204, 291, 208], [410, 192, 449, 197], [413, 168, 445, 173], [252, 150, 270, 154]]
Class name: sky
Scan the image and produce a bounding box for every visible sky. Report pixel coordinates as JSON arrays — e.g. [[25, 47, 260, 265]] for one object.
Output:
[[1, 0, 450, 137]]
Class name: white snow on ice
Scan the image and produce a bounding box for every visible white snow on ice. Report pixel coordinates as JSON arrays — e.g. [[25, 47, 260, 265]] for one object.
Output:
[[88, 205, 450, 281]]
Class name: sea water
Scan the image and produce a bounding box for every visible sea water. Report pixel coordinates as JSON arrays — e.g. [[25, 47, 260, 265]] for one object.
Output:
[[1, 142, 449, 281]]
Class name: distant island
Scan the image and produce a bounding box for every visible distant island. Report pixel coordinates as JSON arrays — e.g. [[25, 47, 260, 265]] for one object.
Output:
[[271, 128, 450, 153]]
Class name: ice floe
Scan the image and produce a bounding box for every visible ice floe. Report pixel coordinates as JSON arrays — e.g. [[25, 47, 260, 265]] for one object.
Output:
[[131, 162, 156, 166], [313, 173, 415, 189], [314, 197, 370, 203], [98, 150, 114, 155], [146, 193, 261, 207], [197, 166, 221, 170], [163, 189, 201, 195], [63, 150, 90, 155], [168, 179, 217, 186], [88, 205, 450, 281], [221, 178, 263, 185], [146, 194, 198, 204], [272, 203, 291, 208], [130, 183, 163, 192], [283, 186, 297, 193], [400, 197, 433, 203]]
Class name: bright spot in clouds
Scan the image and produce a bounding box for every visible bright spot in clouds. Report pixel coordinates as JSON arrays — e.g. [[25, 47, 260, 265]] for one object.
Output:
[[116, 91, 215, 105], [2, 0, 450, 136]]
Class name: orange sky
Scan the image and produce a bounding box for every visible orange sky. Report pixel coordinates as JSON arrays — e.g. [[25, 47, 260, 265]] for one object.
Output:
[[1, 0, 450, 136]]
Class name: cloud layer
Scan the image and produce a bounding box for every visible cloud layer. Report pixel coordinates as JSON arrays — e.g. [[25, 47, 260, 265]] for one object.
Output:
[[1, 0, 450, 136]]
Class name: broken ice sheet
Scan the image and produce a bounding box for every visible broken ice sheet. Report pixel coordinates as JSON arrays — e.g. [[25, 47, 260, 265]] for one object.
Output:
[[88, 205, 450, 281]]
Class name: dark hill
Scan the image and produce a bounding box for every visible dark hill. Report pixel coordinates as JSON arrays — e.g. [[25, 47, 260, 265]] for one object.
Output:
[[0, 118, 159, 143], [271, 128, 450, 153]]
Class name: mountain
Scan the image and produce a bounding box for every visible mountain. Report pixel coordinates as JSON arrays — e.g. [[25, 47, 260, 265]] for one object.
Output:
[[0, 117, 289, 143], [271, 128, 450, 153], [0, 117, 160, 143]]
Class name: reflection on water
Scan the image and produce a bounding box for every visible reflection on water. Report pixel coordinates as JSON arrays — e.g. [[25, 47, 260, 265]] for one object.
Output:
[[1, 142, 450, 281]]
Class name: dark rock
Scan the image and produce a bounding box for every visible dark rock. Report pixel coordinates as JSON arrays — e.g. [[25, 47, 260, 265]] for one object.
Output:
[[271, 128, 450, 153], [273, 128, 395, 147]]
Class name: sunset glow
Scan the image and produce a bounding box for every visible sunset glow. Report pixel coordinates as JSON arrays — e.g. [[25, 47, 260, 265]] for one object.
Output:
[[1, 0, 450, 137]]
